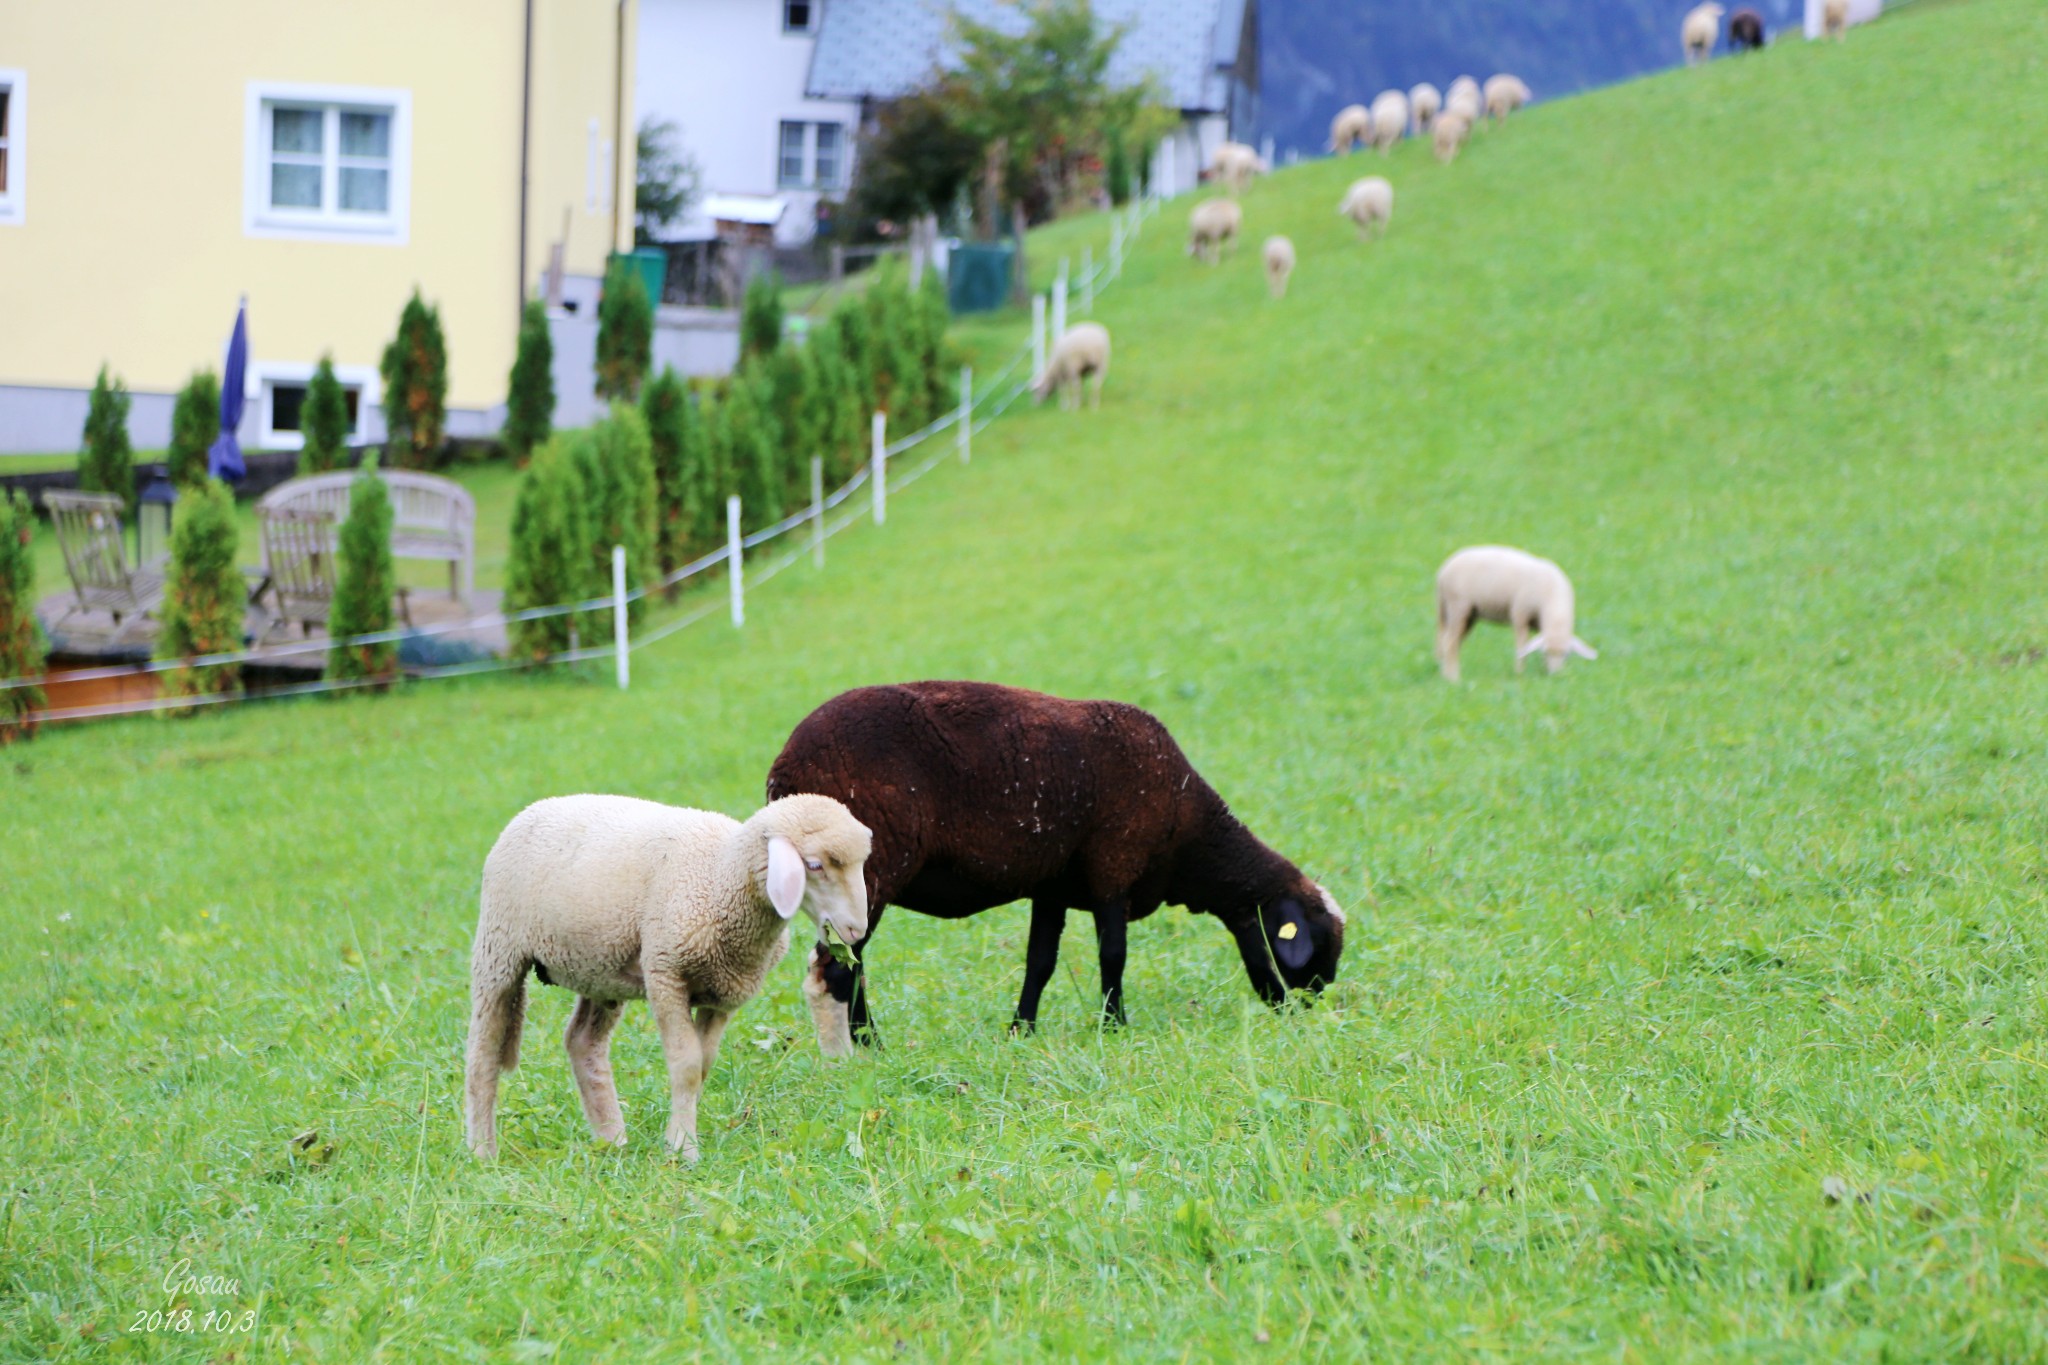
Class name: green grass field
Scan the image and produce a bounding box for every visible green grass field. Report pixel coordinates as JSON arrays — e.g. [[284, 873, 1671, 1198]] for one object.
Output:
[[7, 1, 2048, 1358]]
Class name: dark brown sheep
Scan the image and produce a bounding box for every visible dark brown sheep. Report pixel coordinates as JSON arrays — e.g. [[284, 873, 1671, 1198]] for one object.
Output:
[[765, 681, 1346, 1050], [1729, 8, 1766, 50]]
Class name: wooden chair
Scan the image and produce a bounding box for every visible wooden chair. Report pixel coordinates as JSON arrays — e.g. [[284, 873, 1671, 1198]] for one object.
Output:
[[257, 469, 476, 601], [42, 490, 163, 639], [259, 506, 337, 639]]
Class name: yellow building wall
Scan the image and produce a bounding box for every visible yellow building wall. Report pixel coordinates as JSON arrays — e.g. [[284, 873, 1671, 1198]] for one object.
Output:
[[528, 0, 638, 292], [0, 0, 634, 417]]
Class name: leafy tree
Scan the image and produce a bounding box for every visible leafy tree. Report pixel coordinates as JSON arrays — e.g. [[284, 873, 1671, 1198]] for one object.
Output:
[[595, 259, 654, 401], [0, 490, 46, 743], [326, 455, 399, 685], [505, 439, 596, 661], [578, 407, 659, 624], [381, 290, 449, 469], [78, 366, 136, 521], [166, 371, 221, 490], [846, 80, 987, 232], [503, 299, 555, 465], [302, 355, 352, 474], [643, 365, 711, 578], [635, 116, 701, 247], [1105, 129, 1132, 205], [155, 478, 243, 704], [740, 271, 785, 363]]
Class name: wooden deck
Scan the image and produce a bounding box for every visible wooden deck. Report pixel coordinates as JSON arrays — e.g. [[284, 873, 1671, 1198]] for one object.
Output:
[[34, 584, 510, 675]]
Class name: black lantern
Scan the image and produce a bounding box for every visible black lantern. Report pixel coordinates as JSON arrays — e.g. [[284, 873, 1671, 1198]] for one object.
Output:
[[138, 476, 177, 569]]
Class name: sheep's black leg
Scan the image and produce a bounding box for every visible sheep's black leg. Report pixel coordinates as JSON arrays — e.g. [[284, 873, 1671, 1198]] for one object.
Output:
[[1011, 898, 1065, 1033], [815, 905, 885, 1048], [1094, 903, 1130, 1026]]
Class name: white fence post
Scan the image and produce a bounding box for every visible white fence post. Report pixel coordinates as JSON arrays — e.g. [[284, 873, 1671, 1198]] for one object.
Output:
[[726, 495, 744, 627], [1031, 294, 1047, 379], [957, 366, 972, 463], [1162, 138, 1175, 198], [611, 544, 630, 689], [871, 411, 887, 526], [1081, 246, 1094, 314], [810, 456, 825, 568], [1110, 213, 1124, 277], [1260, 135, 1275, 168], [1052, 258, 1068, 341]]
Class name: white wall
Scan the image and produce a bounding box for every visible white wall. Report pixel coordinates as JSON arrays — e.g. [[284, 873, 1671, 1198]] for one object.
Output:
[[636, 0, 860, 247]]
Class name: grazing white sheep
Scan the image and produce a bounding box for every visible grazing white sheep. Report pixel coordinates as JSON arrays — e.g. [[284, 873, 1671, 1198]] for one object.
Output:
[[1031, 322, 1111, 410], [465, 793, 873, 1161], [1410, 83, 1443, 132], [1433, 112, 1473, 164], [1338, 177, 1394, 237], [1186, 197, 1243, 263], [1821, 0, 1850, 39], [1209, 141, 1268, 196], [1329, 104, 1372, 154], [1435, 546, 1598, 682], [1446, 76, 1481, 115], [1369, 90, 1411, 153], [1262, 235, 1296, 298], [1444, 85, 1483, 131], [1484, 74, 1531, 123], [1684, 2, 1726, 62]]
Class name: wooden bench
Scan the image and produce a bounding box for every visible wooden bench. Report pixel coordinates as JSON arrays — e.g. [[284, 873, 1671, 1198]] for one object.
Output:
[[42, 490, 164, 641], [257, 469, 475, 600]]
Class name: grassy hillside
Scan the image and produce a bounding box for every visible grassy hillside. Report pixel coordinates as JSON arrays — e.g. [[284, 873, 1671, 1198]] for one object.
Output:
[[6, 0, 2047, 1358]]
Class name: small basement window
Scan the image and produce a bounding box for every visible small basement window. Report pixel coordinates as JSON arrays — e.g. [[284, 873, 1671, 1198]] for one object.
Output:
[[783, 1, 815, 34], [252, 363, 375, 450]]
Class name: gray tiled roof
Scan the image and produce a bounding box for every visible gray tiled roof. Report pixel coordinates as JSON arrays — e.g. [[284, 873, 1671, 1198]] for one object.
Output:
[[809, 0, 1243, 113]]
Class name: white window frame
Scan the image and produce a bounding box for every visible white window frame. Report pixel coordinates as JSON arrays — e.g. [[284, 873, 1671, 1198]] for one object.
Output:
[[0, 69, 25, 225], [776, 120, 851, 192], [248, 360, 380, 451], [244, 81, 411, 244]]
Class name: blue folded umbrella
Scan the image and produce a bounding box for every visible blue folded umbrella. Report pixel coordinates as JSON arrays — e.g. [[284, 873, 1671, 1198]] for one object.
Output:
[[208, 301, 248, 483]]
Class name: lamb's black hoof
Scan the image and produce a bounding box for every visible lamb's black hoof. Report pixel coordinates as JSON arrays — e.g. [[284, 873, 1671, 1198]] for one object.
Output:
[[1007, 1018, 1038, 1037]]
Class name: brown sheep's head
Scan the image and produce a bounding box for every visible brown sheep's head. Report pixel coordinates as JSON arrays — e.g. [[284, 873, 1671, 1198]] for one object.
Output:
[[1241, 881, 1346, 1002]]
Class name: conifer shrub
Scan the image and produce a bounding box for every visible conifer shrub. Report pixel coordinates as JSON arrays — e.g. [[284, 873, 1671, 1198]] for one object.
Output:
[[505, 439, 596, 661], [79, 366, 137, 521], [642, 365, 710, 580], [0, 490, 45, 743], [719, 373, 784, 533], [740, 270, 785, 362], [595, 259, 654, 401], [155, 478, 243, 704], [381, 290, 449, 469], [166, 371, 222, 490], [503, 299, 555, 464], [301, 355, 352, 474], [326, 455, 399, 685], [568, 407, 659, 624]]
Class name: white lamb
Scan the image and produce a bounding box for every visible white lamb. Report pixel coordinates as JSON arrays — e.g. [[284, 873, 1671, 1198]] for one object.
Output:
[[1369, 90, 1410, 153], [1433, 112, 1472, 164], [1031, 322, 1111, 409], [1484, 74, 1531, 123], [1338, 177, 1394, 237], [465, 793, 873, 1162], [1409, 83, 1443, 133], [1329, 104, 1372, 154], [1262, 235, 1295, 298], [1209, 141, 1268, 195], [1683, 3, 1726, 63], [1186, 197, 1242, 264], [1435, 546, 1598, 682]]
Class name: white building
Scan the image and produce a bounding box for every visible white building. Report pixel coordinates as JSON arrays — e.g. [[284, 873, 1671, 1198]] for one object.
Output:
[[635, 0, 860, 247]]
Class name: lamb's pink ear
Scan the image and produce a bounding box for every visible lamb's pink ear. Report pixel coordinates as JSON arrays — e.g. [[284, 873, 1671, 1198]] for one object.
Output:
[[765, 837, 805, 920], [1518, 636, 1547, 659], [1570, 636, 1599, 660]]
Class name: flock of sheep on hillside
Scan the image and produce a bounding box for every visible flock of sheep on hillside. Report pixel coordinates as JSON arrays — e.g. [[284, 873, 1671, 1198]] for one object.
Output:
[[464, 5, 1896, 1162]]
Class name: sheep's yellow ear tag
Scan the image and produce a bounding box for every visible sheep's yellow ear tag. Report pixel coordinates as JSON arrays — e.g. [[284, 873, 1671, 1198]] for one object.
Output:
[[1277, 922, 1299, 941]]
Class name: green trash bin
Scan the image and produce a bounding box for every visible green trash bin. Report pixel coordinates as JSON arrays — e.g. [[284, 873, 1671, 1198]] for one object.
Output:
[[948, 243, 1015, 315], [610, 248, 668, 306]]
